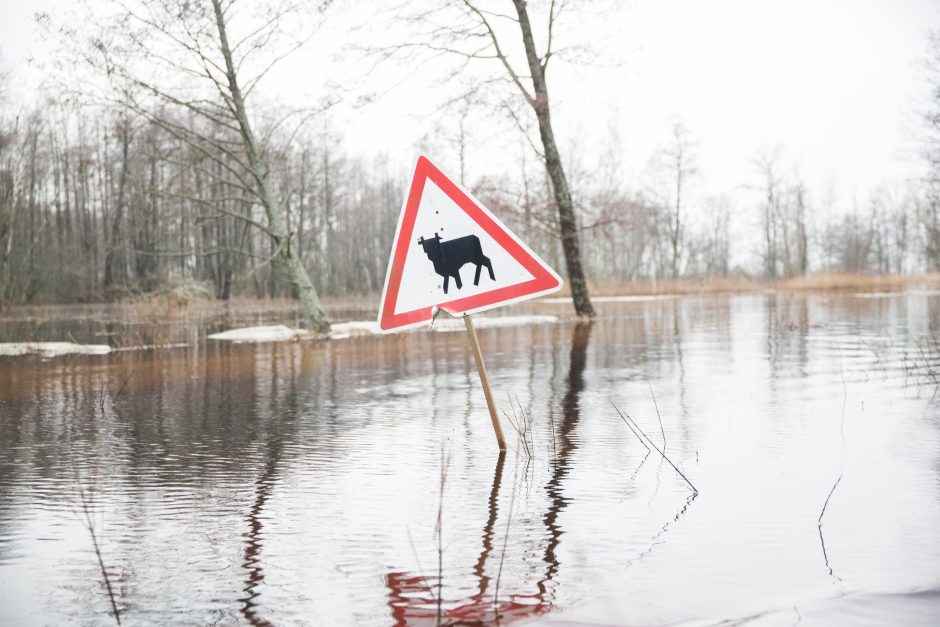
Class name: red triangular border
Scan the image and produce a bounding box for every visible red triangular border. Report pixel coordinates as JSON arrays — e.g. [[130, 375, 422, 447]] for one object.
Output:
[[378, 156, 562, 332]]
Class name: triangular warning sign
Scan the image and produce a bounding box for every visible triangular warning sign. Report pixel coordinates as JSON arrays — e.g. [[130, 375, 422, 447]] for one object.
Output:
[[377, 155, 563, 332]]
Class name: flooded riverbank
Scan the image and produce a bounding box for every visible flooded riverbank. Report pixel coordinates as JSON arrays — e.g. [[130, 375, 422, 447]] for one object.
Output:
[[1, 292, 938, 625]]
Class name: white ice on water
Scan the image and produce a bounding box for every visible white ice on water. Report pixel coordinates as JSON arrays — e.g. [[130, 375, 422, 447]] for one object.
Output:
[[0, 316, 560, 354], [329, 321, 381, 339], [430, 314, 558, 332], [208, 322, 382, 342], [542, 294, 678, 303], [208, 315, 559, 343], [0, 342, 112, 357], [207, 325, 309, 342]]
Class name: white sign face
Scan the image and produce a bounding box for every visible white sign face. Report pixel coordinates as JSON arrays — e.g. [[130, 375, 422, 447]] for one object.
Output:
[[377, 155, 562, 333], [392, 179, 536, 315]]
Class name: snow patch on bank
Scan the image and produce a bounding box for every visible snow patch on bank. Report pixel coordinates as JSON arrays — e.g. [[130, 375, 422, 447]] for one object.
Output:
[[432, 314, 558, 332], [1, 315, 564, 355], [853, 290, 940, 298], [208, 322, 384, 342], [208, 325, 310, 343], [209, 315, 558, 343], [852, 292, 900, 299], [329, 321, 381, 339], [0, 342, 112, 357], [210, 315, 560, 343], [541, 294, 678, 304]]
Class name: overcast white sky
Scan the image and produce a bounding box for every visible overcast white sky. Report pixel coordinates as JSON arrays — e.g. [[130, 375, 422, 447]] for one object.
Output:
[[2, 0, 939, 222]]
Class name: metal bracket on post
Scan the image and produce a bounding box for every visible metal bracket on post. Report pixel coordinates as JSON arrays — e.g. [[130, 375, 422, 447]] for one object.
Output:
[[463, 315, 506, 451]]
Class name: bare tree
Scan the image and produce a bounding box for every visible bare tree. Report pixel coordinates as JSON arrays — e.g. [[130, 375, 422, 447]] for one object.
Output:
[[921, 30, 940, 270], [0, 167, 13, 303], [393, 0, 596, 317], [661, 122, 696, 278], [65, 0, 333, 330], [701, 195, 731, 277], [103, 104, 131, 291], [868, 184, 916, 274], [753, 149, 782, 280], [792, 179, 809, 275], [0, 101, 24, 304]]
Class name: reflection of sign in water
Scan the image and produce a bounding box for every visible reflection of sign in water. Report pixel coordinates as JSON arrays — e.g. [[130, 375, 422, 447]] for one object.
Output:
[[416, 233, 495, 294], [385, 325, 593, 623], [377, 154, 562, 333]]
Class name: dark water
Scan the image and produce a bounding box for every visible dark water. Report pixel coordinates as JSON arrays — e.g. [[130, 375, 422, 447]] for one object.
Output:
[[1, 292, 939, 626]]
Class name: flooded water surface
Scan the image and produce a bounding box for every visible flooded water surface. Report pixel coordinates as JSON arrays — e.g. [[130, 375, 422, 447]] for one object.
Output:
[[1, 293, 939, 625]]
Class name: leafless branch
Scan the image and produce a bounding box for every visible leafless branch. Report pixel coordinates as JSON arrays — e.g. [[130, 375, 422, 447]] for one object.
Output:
[[460, 0, 535, 106]]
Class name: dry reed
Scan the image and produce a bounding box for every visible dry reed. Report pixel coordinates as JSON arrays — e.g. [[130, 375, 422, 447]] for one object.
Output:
[[502, 395, 535, 460]]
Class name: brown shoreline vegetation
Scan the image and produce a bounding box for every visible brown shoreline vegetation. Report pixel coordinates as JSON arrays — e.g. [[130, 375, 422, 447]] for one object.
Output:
[[561, 272, 940, 297], [1, 272, 939, 322]]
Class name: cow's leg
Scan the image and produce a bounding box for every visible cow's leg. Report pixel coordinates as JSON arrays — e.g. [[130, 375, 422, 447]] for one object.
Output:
[[453, 271, 462, 290], [442, 275, 449, 294], [473, 263, 482, 286], [483, 256, 495, 280]]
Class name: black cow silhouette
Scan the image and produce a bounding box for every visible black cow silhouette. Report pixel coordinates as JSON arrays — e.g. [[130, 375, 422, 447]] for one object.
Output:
[[417, 232, 496, 294]]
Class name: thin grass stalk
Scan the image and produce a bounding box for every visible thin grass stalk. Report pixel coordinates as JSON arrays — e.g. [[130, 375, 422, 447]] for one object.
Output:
[[818, 353, 848, 580], [615, 409, 650, 452], [648, 382, 667, 452], [405, 528, 436, 599], [435, 444, 450, 626], [502, 395, 535, 460], [77, 483, 121, 625], [113, 369, 134, 401], [612, 402, 698, 494], [548, 410, 557, 458], [494, 439, 520, 617]]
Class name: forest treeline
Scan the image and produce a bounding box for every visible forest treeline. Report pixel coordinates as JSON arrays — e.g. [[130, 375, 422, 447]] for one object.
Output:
[[0, 3, 938, 310], [1, 102, 937, 306], [0, 108, 403, 304]]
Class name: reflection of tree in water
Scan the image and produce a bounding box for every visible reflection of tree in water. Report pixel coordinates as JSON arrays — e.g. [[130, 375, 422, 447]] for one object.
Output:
[[240, 436, 279, 627], [470, 450, 506, 603], [539, 322, 592, 601], [765, 293, 811, 375], [239, 346, 303, 627], [386, 322, 594, 624]]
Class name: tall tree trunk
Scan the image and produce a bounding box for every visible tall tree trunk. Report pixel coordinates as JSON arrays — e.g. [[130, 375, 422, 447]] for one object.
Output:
[[104, 112, 131, 291], [0, 170, 15, 304], [672, 159, 682, 278], [512, 0, 595, 318], [795, 185, 808, 275], [323, 146, 334, 293], [211, 0, 329, 333], [764, 189, 777, 280]]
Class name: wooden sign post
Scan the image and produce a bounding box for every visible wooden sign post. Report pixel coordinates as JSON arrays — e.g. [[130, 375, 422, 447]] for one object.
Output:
[[377, 155, 563, 451], [463, 315, 506, 450]]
